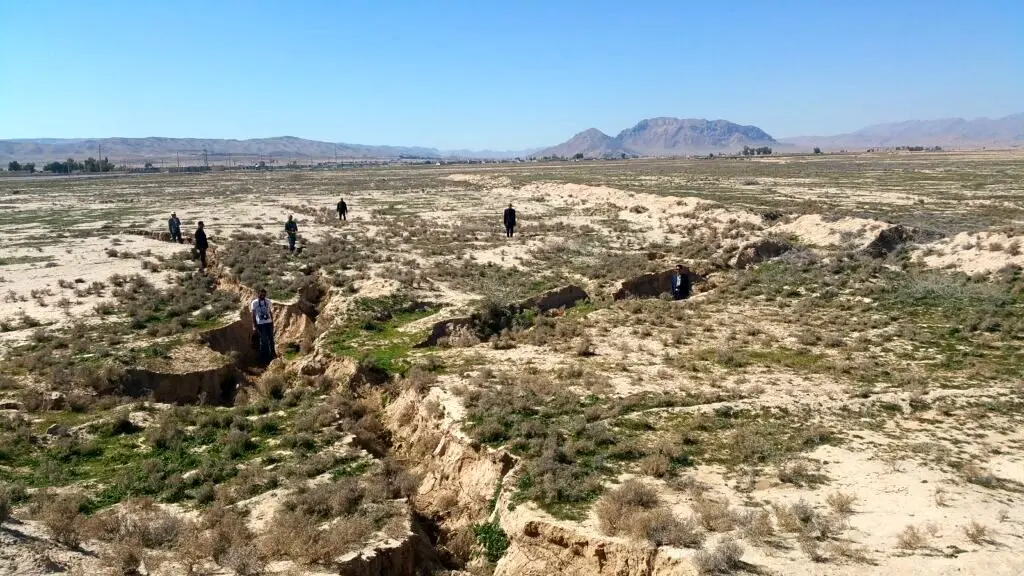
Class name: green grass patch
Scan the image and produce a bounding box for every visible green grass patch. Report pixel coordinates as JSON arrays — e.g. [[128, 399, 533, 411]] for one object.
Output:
[[325, 294, 438, 376]]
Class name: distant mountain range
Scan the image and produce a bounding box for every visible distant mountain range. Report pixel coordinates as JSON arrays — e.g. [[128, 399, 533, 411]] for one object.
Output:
[[2, 113, 1021, 165], [538, 118, 778, 158], [0, 136, 536, 164], [781, 114, 1024, 151]]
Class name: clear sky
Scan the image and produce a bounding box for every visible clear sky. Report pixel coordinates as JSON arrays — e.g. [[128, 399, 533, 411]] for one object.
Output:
[[1, 0, 1021, 149]]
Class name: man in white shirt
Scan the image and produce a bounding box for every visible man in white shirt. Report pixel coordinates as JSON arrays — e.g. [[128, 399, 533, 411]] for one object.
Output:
[[250, 288, 275, 363]]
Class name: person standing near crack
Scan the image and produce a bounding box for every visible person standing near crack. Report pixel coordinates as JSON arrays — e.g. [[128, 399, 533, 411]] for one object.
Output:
[[503, 203, 517, 238], [194, 221, 208, 271], [285, 215, 298, 253], [250, 288, 276, 364], [671, 264, 691, 300]]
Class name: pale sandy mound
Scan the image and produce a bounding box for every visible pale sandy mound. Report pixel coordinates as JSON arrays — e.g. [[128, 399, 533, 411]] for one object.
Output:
[[444, 173, 511, 187], [773, 214, 888, 248], [917, 232, 1024, 274], [0, 235, 182, 341]]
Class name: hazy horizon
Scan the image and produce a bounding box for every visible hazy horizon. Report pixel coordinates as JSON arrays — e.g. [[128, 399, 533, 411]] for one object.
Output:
[[1, 0, 1021, 149]]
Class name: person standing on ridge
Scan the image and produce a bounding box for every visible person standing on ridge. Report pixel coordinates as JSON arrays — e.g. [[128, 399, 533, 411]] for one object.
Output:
[[671, 264, 691, 300], [168, 213, 182, 243], [503, 203, 517, 238], [194, 221, 208, 270], [250, 288, 276, 364], [285, 215, 298, 253], [337, 198, 348, 221]]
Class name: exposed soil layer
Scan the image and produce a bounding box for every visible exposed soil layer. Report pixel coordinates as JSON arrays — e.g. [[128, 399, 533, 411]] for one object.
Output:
[[418, 284, 590, 347], [123, 344, 235, 404], [613, 268, 701, 300]]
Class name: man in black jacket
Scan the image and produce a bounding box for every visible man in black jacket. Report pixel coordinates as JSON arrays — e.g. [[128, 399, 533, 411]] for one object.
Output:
[[503, 203, 516, 238], [337, 198, 348, 221], [194, 221, 208, 270], [671, 264, 691, 300]]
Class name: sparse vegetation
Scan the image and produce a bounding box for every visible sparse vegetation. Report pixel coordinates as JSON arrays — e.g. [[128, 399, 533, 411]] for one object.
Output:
[[2, 155, 1023, 575]]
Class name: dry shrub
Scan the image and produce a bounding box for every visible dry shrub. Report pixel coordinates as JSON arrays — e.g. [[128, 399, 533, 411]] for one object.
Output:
[[403, 366, 438, 393], [799, 534, 824, 562], [101, 542, 147, 576], [639, 453, 671, 478], [825, 491, 857, 515], [262, 508, 375, 566], [962, 464, 999, 488], [595, 480, 702, 546], [0, 485, 13, 525], [692, 498, 736, 532], [772, 499, 843, 540], [896, 525, 928, 550], [824, 540, 871, 563], [174, 523, 214, 575], [637, 510, 705, 548], [575, 336, 596, 357], [256, 368, 288, 399], [596, 480, 659, 535], [39, 494, 85, 548], [777, 458, 824, 487], [86, 498, 184, 549], [440, 525, 477, 565], [693, 536, 744, 575], [738, 509, 775, 543], [201, 505, 261, 569], [423, 398, 444, 419], [964, 520, 992, 545], [445, 325, 480, 348]]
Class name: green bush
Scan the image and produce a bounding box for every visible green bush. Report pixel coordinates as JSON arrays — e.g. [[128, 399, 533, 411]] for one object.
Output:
[[472, 521, 509, 563]]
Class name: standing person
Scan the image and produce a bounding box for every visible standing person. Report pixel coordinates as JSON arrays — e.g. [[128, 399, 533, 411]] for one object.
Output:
[[168, 213, 182, 243], [337, 198, 348, 221], [503, 203, 517, 238], [194, 221, 209, 270], [250, 288, 276, 364], [671, 264, 691, 300], [285, 215, 298, 253]]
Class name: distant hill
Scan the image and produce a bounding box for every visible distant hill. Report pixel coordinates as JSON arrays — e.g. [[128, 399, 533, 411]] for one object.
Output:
[[539, 118, 779, 158], [782, 114, 1024, 151], [0, 136, 534, 165]]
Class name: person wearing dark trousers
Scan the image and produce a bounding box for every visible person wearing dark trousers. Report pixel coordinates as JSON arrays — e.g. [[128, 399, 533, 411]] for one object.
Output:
[[168, 213, 182, 243], [194, 221, 208, 270], [250, 288, 276, 364], [503, 203, 517, 238], [671, 264, 691, 300], [285, 215, 298, 253], [337, 198, 348, 221]]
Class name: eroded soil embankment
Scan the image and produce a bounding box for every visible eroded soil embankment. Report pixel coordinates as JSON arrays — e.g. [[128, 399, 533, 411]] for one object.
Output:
[[384, 385, 700, 576]]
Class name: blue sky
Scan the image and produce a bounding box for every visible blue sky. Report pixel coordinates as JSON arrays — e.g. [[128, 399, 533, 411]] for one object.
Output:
[[1, 0, 1021, 149]]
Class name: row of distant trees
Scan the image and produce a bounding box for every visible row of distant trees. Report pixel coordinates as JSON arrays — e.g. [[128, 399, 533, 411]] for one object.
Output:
[[741, 146, 772, 156], [7, 161, 36, 172], [7, 157, 116, 173]]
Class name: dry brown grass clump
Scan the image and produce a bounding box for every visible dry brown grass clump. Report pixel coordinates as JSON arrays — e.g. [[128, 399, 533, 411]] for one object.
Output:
[[824, 540, 871, 563], [895, 525, 929, 550], [772, 498, 847, 560], [692, 497, 737, 532], [595, 480, 704, 548], [693, 536, 744, 575], [737, 509, 775, 543], [825, 491, 857, 515], [964, 520, 993, 545], [37, 494, 86, 548], [0, 485, 13, 525], [86, 498, 184, 549], [596, 480, 659, 535]]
